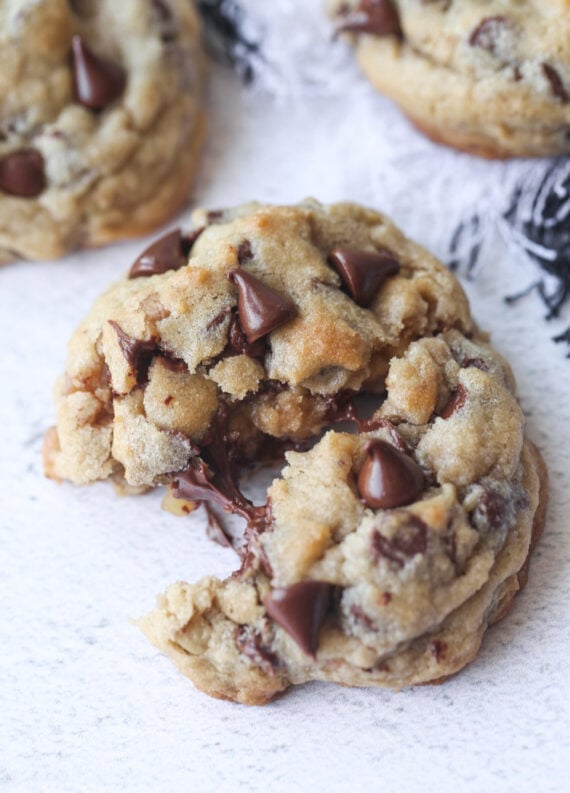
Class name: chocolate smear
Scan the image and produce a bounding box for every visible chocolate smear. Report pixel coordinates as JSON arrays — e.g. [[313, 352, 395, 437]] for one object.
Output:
[[541, 63, 569, 103], [108, 321, 158, 385], [336, 0, 402, 38], [372, 515, 428, 568], [430, 639, 447, 662], [265, 581, 333, 657], [358, 439, 424, 510], [0, 150, 45, 198], [328, 247, 400, 307], [71, 35, 126, 111], [129, 229, 187, 279], [236, 625, 279, 675], [469, 16, 510, 53], [439, 384, 467, 419], [228, 269, 297, 343]]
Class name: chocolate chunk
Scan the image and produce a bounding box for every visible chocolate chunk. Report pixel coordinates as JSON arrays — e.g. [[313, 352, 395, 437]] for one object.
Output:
[[328, 247, 400, 307], [0, 150, 45, 198], [542, 63, 569, 103], [337, 0, 402, 38], [357, 439, 424, 510], [108, 321, 158, 385], [236, 625, 279, 676], [71, 35, 126, 111], [228, 269, 298, 343], [469, 16, 510, 52], [371, 515, 428, 568], [128, 229, 187, 279], [265, 581, 333, 657], [439, 384, 467, 419]]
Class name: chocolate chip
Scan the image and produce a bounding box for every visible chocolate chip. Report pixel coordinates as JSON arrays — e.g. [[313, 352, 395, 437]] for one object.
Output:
[[206, 210, 225, 223], [328, 247, 400, 307], [0, 150, 46, 197], [542, 63, 569, 103], [371, 515, 428, 568], [336, 0, 402, 38], [430, 639, 447, 662], [71, 35, 126, 111], [236, 625, 279, 676], [108, 321, 158, 385], [265, 581, 333, 657], [469, 16, 510, 52], [357, 439, 424, 510], [237, 240, 254, 264], [228, 269, 298, 343], [128, 229, 186, 279], [439, 384, 467, 419], [227, 311, 266, 358], [181, 227, 205, 258]]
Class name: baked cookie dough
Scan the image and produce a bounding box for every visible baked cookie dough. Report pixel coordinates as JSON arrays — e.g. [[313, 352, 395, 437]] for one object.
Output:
[[0, 0, 205, 263], [44, 200, 546, 703], [329, 0, 570, 159]]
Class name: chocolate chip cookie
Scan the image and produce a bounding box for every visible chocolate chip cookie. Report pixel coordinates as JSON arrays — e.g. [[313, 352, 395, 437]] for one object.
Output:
[[0, 0, 205, 263], [44, 200, 546, 703], [330, 0, 570, 158]]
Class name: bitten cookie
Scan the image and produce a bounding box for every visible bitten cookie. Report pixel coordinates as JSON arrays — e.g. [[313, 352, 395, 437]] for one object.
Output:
[[44, 200, 546, 703], [329, 0, 570, 159], [0, 0, 205, 263]]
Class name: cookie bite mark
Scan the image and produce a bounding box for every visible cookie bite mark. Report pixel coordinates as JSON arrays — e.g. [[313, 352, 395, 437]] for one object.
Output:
[[265, 581, 334, 657], [0, 150, 46, 198], [328, 247, 400, 307], [71, 35, 126, 111], [336, 0, 402, 38], [228, 269, 298, 343], [357, 440, 424, 509], [129, 229, 188, 279]]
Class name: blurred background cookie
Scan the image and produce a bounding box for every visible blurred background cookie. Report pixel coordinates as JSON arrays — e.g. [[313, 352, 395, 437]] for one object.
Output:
[[0, 0, 205, 263], [330, 0, 570, 159]]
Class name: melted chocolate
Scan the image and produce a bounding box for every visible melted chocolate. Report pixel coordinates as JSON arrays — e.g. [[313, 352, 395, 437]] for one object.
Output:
[[237, 240, 254, 264], [228, 269, 298, 343], [371, 515, 429, 568], [235, 625, 279, 675], [328, 247, 400, 307], [0, 150, 45, 197], [108, 321, 158, 385], [336, 0, 402, 38], [264, 581, 333, 657], [357, 439, 424, 510], [71, 35, 126, 111]]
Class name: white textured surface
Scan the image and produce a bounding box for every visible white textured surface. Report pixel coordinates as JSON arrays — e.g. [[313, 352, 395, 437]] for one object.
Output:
[[2, 7, 570, 790]]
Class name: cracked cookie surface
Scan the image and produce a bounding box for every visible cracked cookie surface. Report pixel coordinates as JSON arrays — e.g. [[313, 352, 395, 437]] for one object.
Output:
[[0, 0, 205, 262], [329, 0, 570, 158], [44, 199, 546, 703]]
